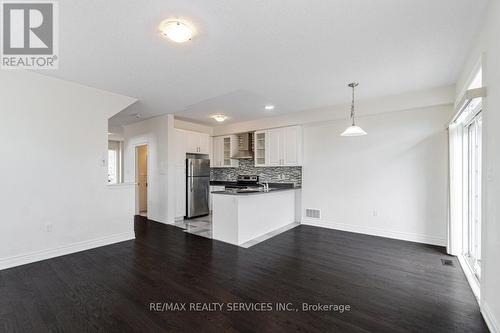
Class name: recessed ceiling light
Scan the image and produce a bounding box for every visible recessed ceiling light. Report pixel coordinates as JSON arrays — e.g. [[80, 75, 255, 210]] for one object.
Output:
[[211, 114, 228, 122], [264, 105, 275, 110], [159, 19, 195, 43]]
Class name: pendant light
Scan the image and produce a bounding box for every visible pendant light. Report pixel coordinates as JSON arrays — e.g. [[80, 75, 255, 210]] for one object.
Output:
[[341, 82, 367, 136]]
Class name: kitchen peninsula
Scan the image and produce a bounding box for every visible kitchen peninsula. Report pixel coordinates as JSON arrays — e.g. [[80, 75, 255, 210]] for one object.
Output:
[[212, 186, 301, 246]]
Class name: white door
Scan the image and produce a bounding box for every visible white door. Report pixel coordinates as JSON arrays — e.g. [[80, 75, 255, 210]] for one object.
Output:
[[464, 112, 482, 279], [283, 126, 301, 166], [136, 145, 148, 214], [267, 128, 283, 166]]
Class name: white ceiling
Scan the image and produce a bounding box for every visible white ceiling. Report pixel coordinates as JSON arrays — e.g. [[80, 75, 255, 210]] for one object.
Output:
[[46, 0, 488, 127]]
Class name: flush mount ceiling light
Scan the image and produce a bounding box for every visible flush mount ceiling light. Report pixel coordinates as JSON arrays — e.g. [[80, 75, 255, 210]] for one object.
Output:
[[341, 82, 367, 137], [211, 114, 228, 122], [159, 19, 194, 43], [264, 105, 275, 110]]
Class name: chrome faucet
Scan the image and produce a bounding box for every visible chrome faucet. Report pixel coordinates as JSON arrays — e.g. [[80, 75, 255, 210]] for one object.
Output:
[[259, 182, 270, 192]]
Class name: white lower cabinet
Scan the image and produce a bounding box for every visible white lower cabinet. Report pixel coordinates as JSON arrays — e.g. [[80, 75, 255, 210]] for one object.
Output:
[[254, 125, 302, 167], [209, 186, 225, 211]]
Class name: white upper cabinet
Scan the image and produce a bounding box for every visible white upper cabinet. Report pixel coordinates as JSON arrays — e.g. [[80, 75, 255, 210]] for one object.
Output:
[[212, 135, 239, 168], [212, 136, 222, 167], [186, 133, 198, 153], [175, 129, 211, 165], [176, 129, 210, 155], [283, 126, 302, 166], [185, 131, 210, 154], [254, 126, 302, 167], [198, 133, 210, 154], [267, 128, 283, 166], [254, 131, 267, 166]]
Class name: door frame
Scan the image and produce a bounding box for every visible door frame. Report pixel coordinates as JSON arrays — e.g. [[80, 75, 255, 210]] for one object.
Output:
[[135, 143, 150, 217]]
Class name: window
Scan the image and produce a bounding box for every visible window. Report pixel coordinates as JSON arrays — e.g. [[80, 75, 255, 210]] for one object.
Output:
[[464, 112, 482, 280], [448, 64, 483, 298], [108, 140, 123, 184]]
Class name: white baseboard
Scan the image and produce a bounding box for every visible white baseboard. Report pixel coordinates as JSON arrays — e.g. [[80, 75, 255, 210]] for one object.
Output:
[[482, 302, 500, 333], [0, 231, 135, 271], [147, 214, 175, 225], [301, 218, 446, 246]]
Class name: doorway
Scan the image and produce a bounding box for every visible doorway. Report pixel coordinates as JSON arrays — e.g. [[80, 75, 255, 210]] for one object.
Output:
[[464, 111, 482, 280], [136, 145, 148, 217]]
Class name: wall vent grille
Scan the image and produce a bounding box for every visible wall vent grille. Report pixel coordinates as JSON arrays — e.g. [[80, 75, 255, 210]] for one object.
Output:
[[441, 259, 455, 267], [306, 209, 321, 219]]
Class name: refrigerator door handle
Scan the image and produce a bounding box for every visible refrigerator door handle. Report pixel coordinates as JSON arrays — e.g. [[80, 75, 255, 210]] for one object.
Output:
[[189, 162, 194, 192], [190, 162, 194, 191]]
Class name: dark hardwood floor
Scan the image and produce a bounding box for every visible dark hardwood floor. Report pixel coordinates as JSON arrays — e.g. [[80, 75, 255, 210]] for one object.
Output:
[[0, 216, 488, 332]]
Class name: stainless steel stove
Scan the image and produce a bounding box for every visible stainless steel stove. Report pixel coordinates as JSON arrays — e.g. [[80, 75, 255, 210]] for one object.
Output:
[[225, 175, 260, 190]]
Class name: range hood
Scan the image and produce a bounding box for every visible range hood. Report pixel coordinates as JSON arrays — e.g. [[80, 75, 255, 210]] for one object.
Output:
[[231, 132, 254, 159]]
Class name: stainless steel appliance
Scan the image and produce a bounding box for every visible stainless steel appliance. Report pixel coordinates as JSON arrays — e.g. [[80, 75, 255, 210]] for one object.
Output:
[[225, 175, 260, 189], [231, 133, 254, 159], [186, 158, 210, 218], [224, 175, 270, 193]]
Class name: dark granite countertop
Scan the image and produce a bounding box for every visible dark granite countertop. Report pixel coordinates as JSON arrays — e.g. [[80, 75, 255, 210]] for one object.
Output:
[[210, 181, 299, 189], [210, 180, 238, 186], [211, 186, 301, 196]]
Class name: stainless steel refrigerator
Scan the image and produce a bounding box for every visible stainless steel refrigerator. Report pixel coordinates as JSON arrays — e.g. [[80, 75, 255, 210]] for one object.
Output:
[[186, 158, 210, 218]]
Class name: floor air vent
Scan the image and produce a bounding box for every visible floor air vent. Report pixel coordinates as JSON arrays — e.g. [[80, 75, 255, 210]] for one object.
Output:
[[305, 209, 321, 219], [441, 259, 454, 267]]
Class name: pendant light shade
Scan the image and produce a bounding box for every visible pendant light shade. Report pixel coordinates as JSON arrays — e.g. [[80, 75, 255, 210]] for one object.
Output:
[[341, 125, 367, 136], [341, 82, 367, 137]]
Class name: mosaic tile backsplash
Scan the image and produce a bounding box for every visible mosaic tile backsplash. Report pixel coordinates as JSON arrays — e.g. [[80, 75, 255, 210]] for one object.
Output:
[[210, 158, 302, 186]]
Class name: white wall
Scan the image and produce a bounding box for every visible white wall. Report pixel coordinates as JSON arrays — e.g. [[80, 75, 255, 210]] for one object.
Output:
[[123, 114, 176, 224], [175, 118, 213, 135], [458, 1, 500, 331], [301, 105, 451, 246], [0, 71, 137, 270]]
